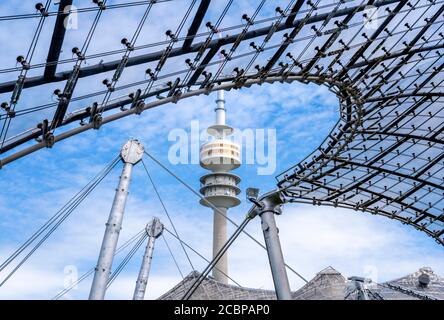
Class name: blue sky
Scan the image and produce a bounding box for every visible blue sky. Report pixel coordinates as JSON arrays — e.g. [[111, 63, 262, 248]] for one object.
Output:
[[0, 0, 443, 299]]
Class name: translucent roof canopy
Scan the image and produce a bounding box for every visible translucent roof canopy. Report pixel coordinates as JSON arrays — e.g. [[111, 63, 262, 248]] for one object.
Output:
[[0, 1, 442, 244]]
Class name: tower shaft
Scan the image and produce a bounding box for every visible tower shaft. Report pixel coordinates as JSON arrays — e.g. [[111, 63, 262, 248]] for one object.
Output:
[[215, 90, 226, 125], [212, 207, 228, 283]]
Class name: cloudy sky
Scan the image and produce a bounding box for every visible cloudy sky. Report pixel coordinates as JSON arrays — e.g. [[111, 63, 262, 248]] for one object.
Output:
[[0, 0, 443, 300]]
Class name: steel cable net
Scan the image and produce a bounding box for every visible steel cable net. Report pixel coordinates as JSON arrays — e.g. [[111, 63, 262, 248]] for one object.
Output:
[[0, 1, 442, 244]]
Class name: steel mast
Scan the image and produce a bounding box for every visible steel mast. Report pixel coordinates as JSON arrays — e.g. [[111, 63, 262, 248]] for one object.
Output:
[[89, 139, 144, 300], [133, 217, 164, 300], [247, 190, 292, 300]]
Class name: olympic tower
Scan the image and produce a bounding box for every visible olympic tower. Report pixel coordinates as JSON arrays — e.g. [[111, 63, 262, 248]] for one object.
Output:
[[199, 90, 241, 284]]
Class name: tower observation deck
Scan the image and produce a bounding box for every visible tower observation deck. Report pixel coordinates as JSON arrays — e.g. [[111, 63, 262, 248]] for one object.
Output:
[[199, 90, 241, 284]]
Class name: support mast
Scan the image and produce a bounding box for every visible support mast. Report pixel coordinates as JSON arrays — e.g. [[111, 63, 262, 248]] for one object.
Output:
[[249, 191, 292, 300], [89, 139, 144, 300], [133, 217, 164, 300]]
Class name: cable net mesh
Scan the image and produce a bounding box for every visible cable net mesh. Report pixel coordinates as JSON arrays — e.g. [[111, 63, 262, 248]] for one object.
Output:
[[0, 1, 442, 244]]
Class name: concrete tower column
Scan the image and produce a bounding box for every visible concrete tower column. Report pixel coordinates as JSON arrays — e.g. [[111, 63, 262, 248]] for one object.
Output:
[[215, 90, 226, 125], [212, 207, 228, 283]]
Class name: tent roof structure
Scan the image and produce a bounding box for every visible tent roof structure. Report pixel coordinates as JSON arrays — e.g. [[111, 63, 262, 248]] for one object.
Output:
[[0, 1, 442, 245], [158, 267, 444, 300]]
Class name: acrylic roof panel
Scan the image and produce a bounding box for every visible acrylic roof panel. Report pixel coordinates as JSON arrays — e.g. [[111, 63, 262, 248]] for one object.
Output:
[[0, 1, 442, 244]]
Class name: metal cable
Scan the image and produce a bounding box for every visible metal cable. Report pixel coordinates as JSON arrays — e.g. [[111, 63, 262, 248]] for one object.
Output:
[[161, 233, 184, 279], [0, 0, 52, 148], [164, 227, 242, 287], [0, 0, 175, 22], [0, 155, 120, 285], [143, 150, 308, 283], [52, 228, 145, 300], [181, 217, 251, 300], [140, 159, 195, 271], [106, 233, 148, 289], [98, 0, 157, 116]]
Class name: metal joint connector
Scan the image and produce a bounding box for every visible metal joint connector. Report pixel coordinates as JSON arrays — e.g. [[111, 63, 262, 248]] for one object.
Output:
[[258, 191, 284, 216]]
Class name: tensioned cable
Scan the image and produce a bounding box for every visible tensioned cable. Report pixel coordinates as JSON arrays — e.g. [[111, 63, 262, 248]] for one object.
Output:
[[243, 0, 297, 74], [1, 6, 431, 124], [141, 159, 195, 270], [49, 0, 109, 135], [0, 0, 358, 76], [178, 0, 236, 89], [208, 0, 267, 84], [0, 0, 175, 22], [0, 33, 420, 128], [143, 150, 308, 283], [164, 227, 242, 287], [52, 228, 145, 300], [312, 64, 444, 204], [0, 157, 119, 287], [0, 155, 119, 272], [181, 217, 251, 300], [349, 0, 434, 82], [98, 1, 157, 117], [141, 0, 198, 97], [0, 0, 52, 148], [106, 232, 148, 289], [162, 230, 213, 298], [1, 30, 432, 123], [161, 233, 185, 279], [0, 155, 120, 286], [0, 167, 116, 287]]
